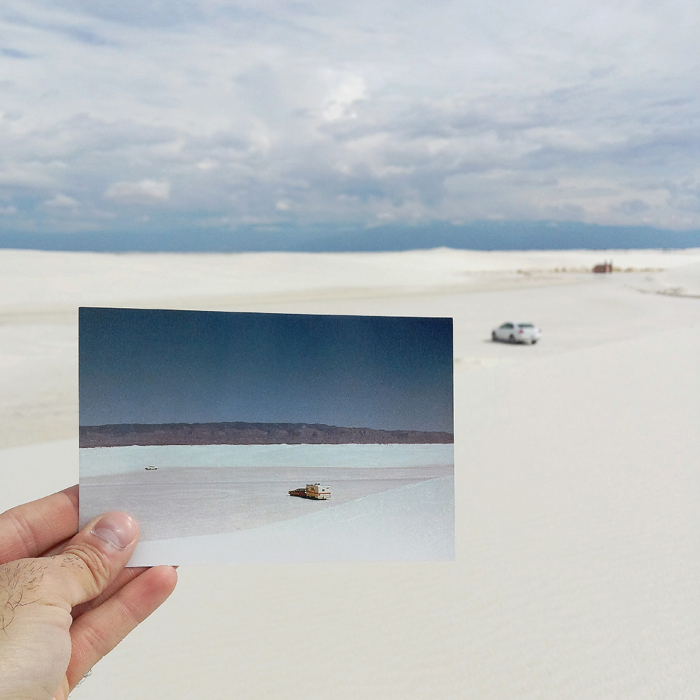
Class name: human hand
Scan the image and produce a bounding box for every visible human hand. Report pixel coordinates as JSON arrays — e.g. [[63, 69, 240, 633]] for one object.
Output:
[[0, 486, 177, 700]]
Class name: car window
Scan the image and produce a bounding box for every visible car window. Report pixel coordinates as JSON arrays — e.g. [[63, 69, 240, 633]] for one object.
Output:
[[518, 323, 533, 328], [502, 323, 513, 329]]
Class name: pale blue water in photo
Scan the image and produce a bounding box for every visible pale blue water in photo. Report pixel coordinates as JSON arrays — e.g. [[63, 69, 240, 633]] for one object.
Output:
[[80, 442, 454, 478]]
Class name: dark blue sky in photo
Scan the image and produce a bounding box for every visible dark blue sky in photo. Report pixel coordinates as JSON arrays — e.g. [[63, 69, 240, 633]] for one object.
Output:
[[79, 308, 453, 433]]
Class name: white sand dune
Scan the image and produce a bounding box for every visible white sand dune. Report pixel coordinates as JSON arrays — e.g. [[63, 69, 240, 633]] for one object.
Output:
[[80, 464, 452, 542], [632, 260, 700, 297], [129, 476, 455, 565], [2, 247, 700, 699]]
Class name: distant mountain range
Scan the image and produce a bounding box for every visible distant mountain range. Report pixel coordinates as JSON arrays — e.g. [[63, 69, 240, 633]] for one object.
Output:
[[4, 220, 700, 252], [79, 422, 454, 448]]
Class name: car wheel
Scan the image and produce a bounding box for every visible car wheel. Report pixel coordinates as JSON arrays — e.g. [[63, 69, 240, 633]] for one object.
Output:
[[531, 339, 538, 344], [509, 334, 515, 343], [492, 331, 497, 342]]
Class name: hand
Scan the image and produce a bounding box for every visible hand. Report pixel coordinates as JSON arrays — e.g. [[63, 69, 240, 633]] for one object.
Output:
[[0, 486, 177, 700]]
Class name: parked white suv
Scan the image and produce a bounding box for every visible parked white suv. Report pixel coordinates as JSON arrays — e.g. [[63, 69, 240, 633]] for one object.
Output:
[[492, 322, 541, 344]]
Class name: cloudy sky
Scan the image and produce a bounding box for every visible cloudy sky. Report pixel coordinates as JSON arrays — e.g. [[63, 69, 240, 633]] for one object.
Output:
[[2, 0, 700, 244]]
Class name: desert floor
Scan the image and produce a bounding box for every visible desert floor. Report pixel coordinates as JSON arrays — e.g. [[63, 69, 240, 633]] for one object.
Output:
[[2, 247, 700, 699], [80, 464, 453, 543]]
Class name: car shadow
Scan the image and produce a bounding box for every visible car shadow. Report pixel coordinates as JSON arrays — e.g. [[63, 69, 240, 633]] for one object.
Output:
[[481, 338, 536, 345]]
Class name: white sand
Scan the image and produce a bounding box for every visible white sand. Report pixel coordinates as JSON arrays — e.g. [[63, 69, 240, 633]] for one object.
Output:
[[78, 443, 454, 556], [80, 464, 453, 543], [129, 476, 456, 564], [1, 247, 700, 698]]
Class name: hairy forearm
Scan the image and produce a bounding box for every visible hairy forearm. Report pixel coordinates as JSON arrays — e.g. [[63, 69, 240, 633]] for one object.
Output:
[[0, 561, 72, 700]]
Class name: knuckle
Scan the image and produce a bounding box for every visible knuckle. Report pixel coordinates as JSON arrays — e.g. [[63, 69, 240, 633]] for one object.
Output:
[[1, 508, 39, 559], [76, 616, 108, 657], [114, 588, 142, 623], [60, 544, 112, 594]]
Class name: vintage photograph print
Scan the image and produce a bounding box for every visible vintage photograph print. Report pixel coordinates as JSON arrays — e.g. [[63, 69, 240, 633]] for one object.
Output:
[[79, 308, 454, 564]]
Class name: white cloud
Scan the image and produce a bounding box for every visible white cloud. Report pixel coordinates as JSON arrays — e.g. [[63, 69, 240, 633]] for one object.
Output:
[[196, 158, 218, 170], [43, 193, 78, 207], [104, 179, 171, 202], [0, 0, 700, 234], [322, 74, 366, 122]]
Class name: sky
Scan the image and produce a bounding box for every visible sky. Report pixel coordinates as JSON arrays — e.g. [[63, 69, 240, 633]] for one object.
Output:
[[2, 1, 700, 248], [79, 308, 454, 432]]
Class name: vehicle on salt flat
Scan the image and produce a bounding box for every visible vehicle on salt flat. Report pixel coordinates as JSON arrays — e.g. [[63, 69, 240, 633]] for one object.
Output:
[[492, 322, 541, 344], [289, 483, 331, 500]]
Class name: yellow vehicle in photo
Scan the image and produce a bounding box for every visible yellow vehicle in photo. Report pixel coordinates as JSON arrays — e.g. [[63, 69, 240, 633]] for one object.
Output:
[[289, 483, 331, 500]]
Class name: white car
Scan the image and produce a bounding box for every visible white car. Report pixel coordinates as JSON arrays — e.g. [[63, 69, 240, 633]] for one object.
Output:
[[492, 322, 541, 344]]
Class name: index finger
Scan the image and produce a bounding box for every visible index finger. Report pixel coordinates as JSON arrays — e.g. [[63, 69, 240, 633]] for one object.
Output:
[[0, 485, 79, 564]]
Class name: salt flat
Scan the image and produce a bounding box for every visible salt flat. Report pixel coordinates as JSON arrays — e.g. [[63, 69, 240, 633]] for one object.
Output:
[[1, 247, 700, 699], [80, 464, 452, 544], [78, 443, 454, 558], [130, 476, 456, 565]]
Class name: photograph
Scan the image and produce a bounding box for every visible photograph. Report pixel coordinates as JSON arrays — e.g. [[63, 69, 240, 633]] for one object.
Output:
[[3, 0, 699, 696], [79, 307, 454, 564]]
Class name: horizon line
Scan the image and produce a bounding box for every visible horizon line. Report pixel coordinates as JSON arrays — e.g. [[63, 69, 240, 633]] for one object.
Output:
[[4, 219, 700, 253], [79, 420, 454, 434]]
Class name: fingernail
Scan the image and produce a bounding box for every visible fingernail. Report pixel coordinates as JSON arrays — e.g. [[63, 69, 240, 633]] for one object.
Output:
[[91, 512, 138, 550]]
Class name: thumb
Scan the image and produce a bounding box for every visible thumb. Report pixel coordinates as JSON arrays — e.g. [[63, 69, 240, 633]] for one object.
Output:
[[52, 512, 139, 608]]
